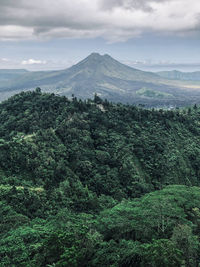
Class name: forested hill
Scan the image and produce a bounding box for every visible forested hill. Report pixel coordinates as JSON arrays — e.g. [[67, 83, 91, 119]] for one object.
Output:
[[1, 89, 200, 266]]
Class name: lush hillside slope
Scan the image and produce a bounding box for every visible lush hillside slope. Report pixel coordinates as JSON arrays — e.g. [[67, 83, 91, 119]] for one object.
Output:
[[1, 90, 200, 266], [1, 53, 199, 107]]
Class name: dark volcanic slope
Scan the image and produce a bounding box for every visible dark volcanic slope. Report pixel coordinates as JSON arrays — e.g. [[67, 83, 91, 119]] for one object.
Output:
[[0, 53, 200, 106]]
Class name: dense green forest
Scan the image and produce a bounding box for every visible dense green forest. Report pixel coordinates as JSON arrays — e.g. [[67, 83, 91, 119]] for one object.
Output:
[[1, 89, 200, 266]]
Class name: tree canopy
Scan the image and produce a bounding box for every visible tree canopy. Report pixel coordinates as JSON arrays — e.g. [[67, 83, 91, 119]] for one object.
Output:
[[1, 90, 200, 266]]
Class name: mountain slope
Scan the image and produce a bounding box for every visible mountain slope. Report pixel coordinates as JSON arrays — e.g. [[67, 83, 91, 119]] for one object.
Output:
[[0, 53, 165, 90], [1, 53, 200, 106]]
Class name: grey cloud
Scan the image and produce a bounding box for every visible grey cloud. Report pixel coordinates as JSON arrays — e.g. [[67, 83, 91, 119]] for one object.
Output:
[[0, 0, 199, 42], [0, 1, 104, 31], [100, 0, 152, 12], [100, 0, 172, 12]]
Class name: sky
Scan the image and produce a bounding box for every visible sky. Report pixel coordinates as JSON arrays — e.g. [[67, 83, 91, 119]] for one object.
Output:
[[0, 0, 200, 71]]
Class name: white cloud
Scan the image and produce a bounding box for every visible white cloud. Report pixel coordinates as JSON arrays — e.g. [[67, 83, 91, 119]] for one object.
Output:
[[21, 59, 47, 65], [0, 26, 34, 41], [0, 0, 199, 42], [0, 56, 74, 71], [1, 58, 9, 62]]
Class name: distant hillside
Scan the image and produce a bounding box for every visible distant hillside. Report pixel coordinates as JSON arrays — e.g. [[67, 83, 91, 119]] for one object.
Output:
[[1, 53, 200, 107], [157, 70, 200, 81], [0, 69, 29, 82]]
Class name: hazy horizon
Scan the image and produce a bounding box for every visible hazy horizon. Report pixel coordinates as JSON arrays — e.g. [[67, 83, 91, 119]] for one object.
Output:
[[1, 52, 200, 73], [0, 0, 200, 72]]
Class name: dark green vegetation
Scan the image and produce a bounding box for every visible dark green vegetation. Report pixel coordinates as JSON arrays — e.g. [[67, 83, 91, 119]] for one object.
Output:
[[1, 90, 200, 266], [1, 53, 200, 107]]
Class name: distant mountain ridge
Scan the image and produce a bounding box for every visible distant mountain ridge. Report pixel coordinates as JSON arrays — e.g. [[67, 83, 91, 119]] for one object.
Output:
[[1, 53, 200, 107], [157, 70, 200, 81], [0, 69, 29, 82]]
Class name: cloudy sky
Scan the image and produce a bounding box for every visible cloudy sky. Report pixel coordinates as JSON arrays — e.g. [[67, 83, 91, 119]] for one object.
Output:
[[0, 0, 200, 71]]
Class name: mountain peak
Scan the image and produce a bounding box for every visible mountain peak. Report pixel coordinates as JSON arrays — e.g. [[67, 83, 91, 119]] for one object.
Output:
[[76, 52, 115, 68], [87, 52, 102, 59], [90, 52, 101, 56], [86, 52, 113, 61]]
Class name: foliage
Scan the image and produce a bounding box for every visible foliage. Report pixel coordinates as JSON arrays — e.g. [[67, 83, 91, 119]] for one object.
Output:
[[1, 90, 200, 266]]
